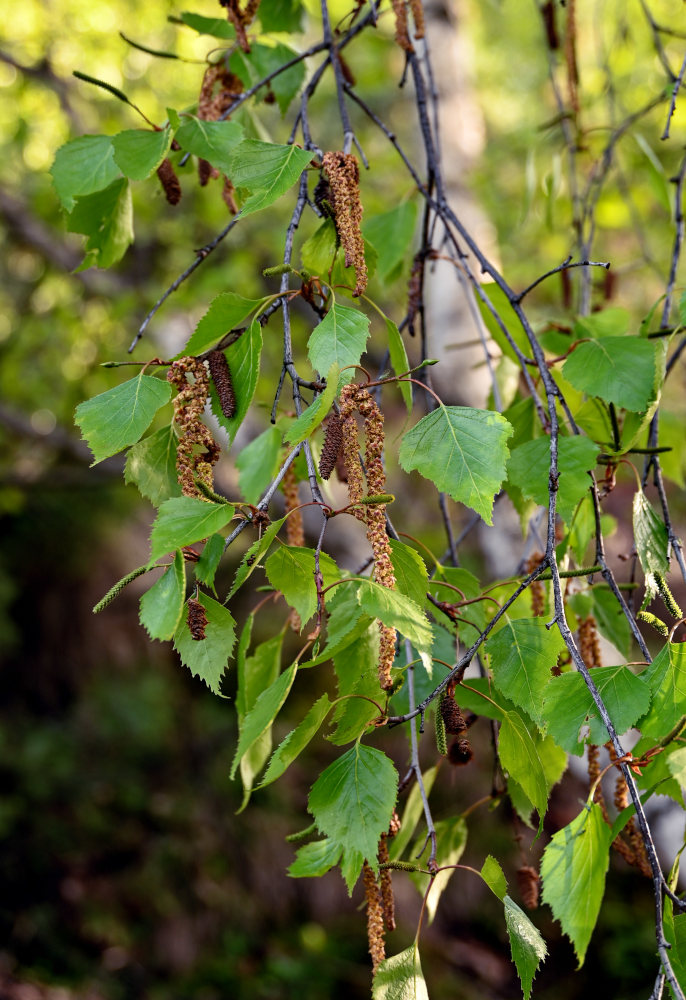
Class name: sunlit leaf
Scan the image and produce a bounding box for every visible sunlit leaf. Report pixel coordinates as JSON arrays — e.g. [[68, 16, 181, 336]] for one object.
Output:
[[75, 373, 171, 464]]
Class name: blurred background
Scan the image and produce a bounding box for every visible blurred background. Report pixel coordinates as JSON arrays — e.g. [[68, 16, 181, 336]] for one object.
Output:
[[1, 1, 686, 997]]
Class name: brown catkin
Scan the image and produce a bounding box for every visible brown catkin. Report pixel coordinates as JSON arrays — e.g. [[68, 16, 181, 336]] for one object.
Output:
[[198, 158, 218, 186], [157, 158, 182, 204], [440, 694, 467, 735], [363, 862, 386, 975], [587, 743, 610, 824], [167, 357, 220, 497], [447, 737, 473, 766], [187, 598, 208, 641], [390, 0, 413, 52], [282, 463, 304, 548], [517, 865, 540, 909], [322, 151, 367, 297], [207, 350, 236, 419], [526, 553, 545, 617], [377, 838, 396, 932], [578, 615, 603, 668], [221, 176, 238, 213], [319, 414, 343, 480], [388, 810, 401, 838], [408, 0, 425, 38]]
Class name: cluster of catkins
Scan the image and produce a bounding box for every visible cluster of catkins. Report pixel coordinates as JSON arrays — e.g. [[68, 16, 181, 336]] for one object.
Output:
[[363, 811, 401, 975]]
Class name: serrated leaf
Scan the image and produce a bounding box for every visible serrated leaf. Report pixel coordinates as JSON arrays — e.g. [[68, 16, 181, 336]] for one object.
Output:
[[259, 0, 304, 31], [399, 405, 513, 524], [284, 364, 341, 447], [633, 487, 669, 583], [68, 177, 133, 268], [487, 618, 566, 726], [504, 895, 547, 1000], [228, 140, 313, 216], [364, 201, 417, 281], [178, 11, 234, 37], [329, 624, 381, 745], [149, 497, 234, 563], [543, 665, 651, 754], [112, 126, 172, 180], [124, 425, 181, 506], [591, 586, 632, 658], [541, 802, 612, 966], [51, 135, 120, 211], [638, 643, 686, 739], [356, 579, 432, 652], [373, 945, 429, 1000], [562, 336, 660, 412], [499, 711, 548, 825], [288, 838, 342, 878], [481, 855, 507, 900], [230, 663, 297, 779], [507, 436, 599, 524], [195, 533, 224, 591], [139, 551, 185, 640], [265, 545, 340, 626], [228, 517, 287, 600], [666, 746, 686, 786], [386, 318, 412, 412], [509, 728, 568, 829], [389, 540, 428, 610], [230, 41, 305, 114], [261, 694, 332, 787], [176, 291, 262, 358], [237, 631, 280, 720], [173, 592, 236, 694], [309, 744, 398, 867], [236, 426, 282, 504], [339, 845, 366, 894], [75, 373, 171, 464], [574, 308, 630, 339], [307, 303, 371, 377], [414, 816, 467, 922], [300, 217, 377, 287], [174, 117, 244, 173], [209, 321, 263, 444]]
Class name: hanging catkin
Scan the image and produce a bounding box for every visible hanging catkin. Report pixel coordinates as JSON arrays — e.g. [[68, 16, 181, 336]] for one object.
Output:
[[208, 350, 236, 419]]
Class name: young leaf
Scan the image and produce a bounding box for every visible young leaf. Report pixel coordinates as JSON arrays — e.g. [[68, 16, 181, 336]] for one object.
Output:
[[308, 744, 398, 868], [633, 487, 669, 583], [504, 895, 547, 1000], [541, 802, 613, 966], [139, 551, 186, 640], [173, 592, 236, 694], [481, 855, 508, 901], [386, 318, 412, 413], [329, 624, 381, 746], [209, 321, 263, 444], [75, 373, 172, 464], [51, 134, 120, 210], [562, 337, 660, 413], [399, 405, 513, 525], [543, 666, 651, 754], [476, 281, 532, 363], [364, 201, 417, 281], [507, 436, 600, 524], [112, 126, 173, 180], [230, 663, 297, 779], [194, 533, 224, 590], [227, 517, 287, 600], [68, 177, 133, 269], [638, 643, 686, 739], [174, 117, 244, 174], [487, 618, 566, 726], [177, 11, 234, 37], [373, 944, 429, 1000], [389, 540, 429, 611], [590, 586, 632, 658], [230, 41, 305, 115], [124, 425, 181, 506], [355, 579, 433, 652], [259, 0, 303, 31], [237, 632, 281, 721], [499, 711, 548, 824], [260, 693, 332, 787], [288, 838, 342, 878], [176, 292, 263, 358], [227, 140, 313, 216], [149, 497, 235, 563], [236, 425, 282, 503], [265, 545, 340, 626], [307, 303, 371, 377]]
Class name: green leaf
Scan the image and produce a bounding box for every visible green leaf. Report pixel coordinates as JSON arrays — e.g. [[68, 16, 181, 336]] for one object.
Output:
[[259, 0, 304, 31], [174, 117, 244, 174], [417, 816, 467, 922], [178, 11, 234, 37], [236, 426, 282, 503], [562, 336, 660, 413], [543, 665, 651, 754], [51, 135, 120, 211], [664, 911, 686, 1000], [487, 618, 566, 726], [339, 846, 366, 894], [300, 217, 377, 288], [228, 517, 287, 600], [230, 663, 297, 779], [308, 744, 398, 867], [399, 405, 514, 525], [386, 319, 412, 412], [364, 202, 417, 281], [75, 373, 171, 464], [574, 308, 630, 339], [230, 41, 305, 114], [307, 303, 371, 377], [499, 710, 549, 825], [139, 551, 186, 640], [309, 585, 371, 665], [177, 292, 263, 358], [237, 631, 281, 720], [112, 126, 172, 180], [173, 592, 236, 694], [389, 767, 438, 861], [389, 540, 428, 611], [476, 281, 532, 363], [288, 838, 342, 878], [149, 497, 235, 563], [265, 545, 340, 626], [481, 855, 507, 900], [633, 487, 669, 583], [260, 694, 332, 787], [124, 425, 181, 506], [507, 436, 600, 524], [504, 895, 547, 1000], [590, 586, 632, 658], [228, 140, 313, 216], [209, 322, 263, 444], [373, 945, 429, 1000], [284, 364, 341, 447], [68, 178, 133, 268], [638, 644, 686, 739], [194, 533, 224, 590], [666, 746, 686, 786], [541, 802, 612, 966], [329, 624, 381, 746], [355, 580, 432, 652]]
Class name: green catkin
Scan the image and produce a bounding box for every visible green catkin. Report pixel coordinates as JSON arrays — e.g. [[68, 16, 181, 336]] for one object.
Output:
[[358, 494, 395, 505], [92, 565, 149, 613], [655, 573, 683, 619], [435, 705, 448, 756], [263, 263, 295, 277], [379, 861, 421, 872], [637, 610, 670, 638], [285, 822, 317, 843]]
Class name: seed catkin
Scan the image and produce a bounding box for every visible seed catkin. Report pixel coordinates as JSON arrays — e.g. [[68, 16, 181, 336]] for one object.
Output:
[[157, 158, 182, 205], [167, 357, 220, 498], [517, 866, 540, 909], [187, 597, 208, 641], [447, 737, 473, 766], [440, 694, 467, 735], [208, 350, 236, 419], [319, 414, 343, 480]]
